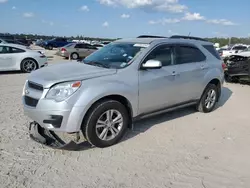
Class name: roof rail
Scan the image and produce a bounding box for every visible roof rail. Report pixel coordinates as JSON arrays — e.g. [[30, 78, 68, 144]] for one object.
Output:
[[170, 35, 208, 42], [137, 35, 167, 38]]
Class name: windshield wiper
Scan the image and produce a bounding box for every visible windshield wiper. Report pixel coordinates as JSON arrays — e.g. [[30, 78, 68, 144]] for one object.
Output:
[[85, 61, 110, 69]]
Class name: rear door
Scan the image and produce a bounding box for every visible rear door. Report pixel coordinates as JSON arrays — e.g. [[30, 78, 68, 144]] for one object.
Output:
[[74, 43, 89, 57], [87, 45, 98, 54], [173, 44, 207, 103], [76, 44, 97, 57]]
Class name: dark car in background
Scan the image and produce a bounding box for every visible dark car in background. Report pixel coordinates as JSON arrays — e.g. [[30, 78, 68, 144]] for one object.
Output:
[[5, 39, 30, 46], [224, 55, 250, 83], [41, 37, 71, 50], [16, 38, 32, 46], [0, 35, 31, 47]]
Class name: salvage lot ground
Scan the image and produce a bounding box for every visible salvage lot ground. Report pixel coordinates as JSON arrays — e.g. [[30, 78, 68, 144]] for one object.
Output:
[[1, 52, 250, 188]]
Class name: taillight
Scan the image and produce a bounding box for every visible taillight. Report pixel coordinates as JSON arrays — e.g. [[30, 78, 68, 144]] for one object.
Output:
[[61, 48, 67, 52], [222, 62, 227, 70]]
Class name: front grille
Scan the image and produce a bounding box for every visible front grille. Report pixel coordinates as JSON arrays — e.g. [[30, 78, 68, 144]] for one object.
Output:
[[28, 81, 43, 91], [25, 96, 39, 107]]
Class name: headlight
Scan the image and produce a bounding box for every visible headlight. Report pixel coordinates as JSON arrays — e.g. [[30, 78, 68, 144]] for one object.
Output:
[[46, 81, 81, 102]]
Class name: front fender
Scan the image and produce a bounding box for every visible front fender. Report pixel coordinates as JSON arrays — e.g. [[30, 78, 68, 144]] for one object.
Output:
[[78, 81, 137, 111], [65, 81, 138, 130]]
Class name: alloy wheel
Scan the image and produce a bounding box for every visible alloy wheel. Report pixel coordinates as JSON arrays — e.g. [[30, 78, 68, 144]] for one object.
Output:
[[205, 89, 216, 109], [95, 109, 123, 141], [23, 60, 37, 72]]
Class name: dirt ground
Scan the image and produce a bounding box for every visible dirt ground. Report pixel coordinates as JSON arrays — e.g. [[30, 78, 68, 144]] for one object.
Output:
[[0, 54, 250, 188]]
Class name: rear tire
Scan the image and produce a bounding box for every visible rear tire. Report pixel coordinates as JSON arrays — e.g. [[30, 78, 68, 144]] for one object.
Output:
[[197, 84, 219, 113], [71, 53, 79, 60], [20, 58, 38, 73], [82, 100, 129, 148]]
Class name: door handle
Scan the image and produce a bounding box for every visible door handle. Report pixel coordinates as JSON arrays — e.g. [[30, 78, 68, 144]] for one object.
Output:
[[171, 71, 177, 76], [201, 65, 208, 70]]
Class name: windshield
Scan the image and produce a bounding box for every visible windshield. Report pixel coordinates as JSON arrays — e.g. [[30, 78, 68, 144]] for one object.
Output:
[[82, 42, 149, 69], [242, 47, 250, 52]]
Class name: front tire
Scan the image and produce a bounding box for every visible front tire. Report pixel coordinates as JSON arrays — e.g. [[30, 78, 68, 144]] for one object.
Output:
[[82, 100, 129, 148], [48, 45, 53, 50], [197, 84, 219, 113]]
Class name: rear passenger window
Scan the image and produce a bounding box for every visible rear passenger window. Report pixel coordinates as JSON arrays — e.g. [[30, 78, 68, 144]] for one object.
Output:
[[75, 44, 85, 48], [203, 45, 221, 60], [175, 46, 206, 64]]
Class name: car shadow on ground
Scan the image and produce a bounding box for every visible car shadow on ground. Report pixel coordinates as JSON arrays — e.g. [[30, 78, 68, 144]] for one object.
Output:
[[122, 86, 233, 144], [64, 86, 233, 151], [216, 87, 233, 108], [122, 106, 196, 143], [0, 70, 23, 75]]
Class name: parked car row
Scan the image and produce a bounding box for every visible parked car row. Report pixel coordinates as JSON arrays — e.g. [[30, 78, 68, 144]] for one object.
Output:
[[0, 35, 32, 47]]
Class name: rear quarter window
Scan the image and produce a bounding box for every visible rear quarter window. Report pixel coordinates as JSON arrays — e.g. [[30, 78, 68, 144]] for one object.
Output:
[[203, 45, 221, 60], [11, 47, 25, 53]]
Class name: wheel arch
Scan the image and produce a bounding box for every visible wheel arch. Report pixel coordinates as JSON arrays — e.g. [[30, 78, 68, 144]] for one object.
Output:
[[203, 78, 222, 101], [70, 52, 79, 59], [20, 57, 39, 71], [81, 94, 134, 129]]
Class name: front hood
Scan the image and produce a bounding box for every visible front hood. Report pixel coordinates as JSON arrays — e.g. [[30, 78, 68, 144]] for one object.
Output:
[[27, 62, 117, 88], [237, 51, 250, 57]]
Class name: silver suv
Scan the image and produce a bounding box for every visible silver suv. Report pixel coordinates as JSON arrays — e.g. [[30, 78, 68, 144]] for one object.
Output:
[[22, 35, 225, 149]]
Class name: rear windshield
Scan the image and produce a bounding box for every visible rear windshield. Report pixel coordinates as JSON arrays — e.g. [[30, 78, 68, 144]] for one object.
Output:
[[63, 43, 75, 47], [203, 45, 221, 60]]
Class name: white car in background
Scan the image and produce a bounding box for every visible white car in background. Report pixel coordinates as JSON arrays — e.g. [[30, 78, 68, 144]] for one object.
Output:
[[0, 43, 48, 73], [235, 46, 250, 57], [220, 44, 249, 58]]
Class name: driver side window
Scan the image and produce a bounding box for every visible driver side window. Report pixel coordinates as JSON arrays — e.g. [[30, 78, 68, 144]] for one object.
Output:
[[144, 45, 173, 66]]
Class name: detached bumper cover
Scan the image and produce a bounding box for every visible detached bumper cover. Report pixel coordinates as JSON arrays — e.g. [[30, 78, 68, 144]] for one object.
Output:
[[29, 122, 81, 150]]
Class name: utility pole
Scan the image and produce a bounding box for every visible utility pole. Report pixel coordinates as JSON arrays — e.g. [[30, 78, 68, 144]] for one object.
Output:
[[228, 37, 231, 45]]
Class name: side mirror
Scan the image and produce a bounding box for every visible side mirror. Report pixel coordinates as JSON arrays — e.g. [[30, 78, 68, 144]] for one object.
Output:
[[141, 59, 162, 69]]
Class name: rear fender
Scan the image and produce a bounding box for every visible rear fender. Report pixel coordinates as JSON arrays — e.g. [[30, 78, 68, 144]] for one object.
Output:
[[200, 68, 223, 95]]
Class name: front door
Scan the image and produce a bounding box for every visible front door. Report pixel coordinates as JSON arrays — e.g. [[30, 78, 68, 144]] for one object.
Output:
[[0, 45, 15, 71], [138, 44, 180, 114]]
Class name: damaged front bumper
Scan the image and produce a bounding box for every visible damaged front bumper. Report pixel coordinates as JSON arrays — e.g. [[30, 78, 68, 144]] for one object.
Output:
[[29, 122, 84, 150]]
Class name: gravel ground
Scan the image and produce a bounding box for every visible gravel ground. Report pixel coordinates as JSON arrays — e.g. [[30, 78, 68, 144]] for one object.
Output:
[[0, 57, 250, 188]]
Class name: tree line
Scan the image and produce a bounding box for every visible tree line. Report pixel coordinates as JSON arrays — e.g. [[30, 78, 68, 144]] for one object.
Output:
[[1, 33, 250, 46]]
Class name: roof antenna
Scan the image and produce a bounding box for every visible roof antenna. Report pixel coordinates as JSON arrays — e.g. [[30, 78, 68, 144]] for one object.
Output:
[[188, 32, 191, 36]]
